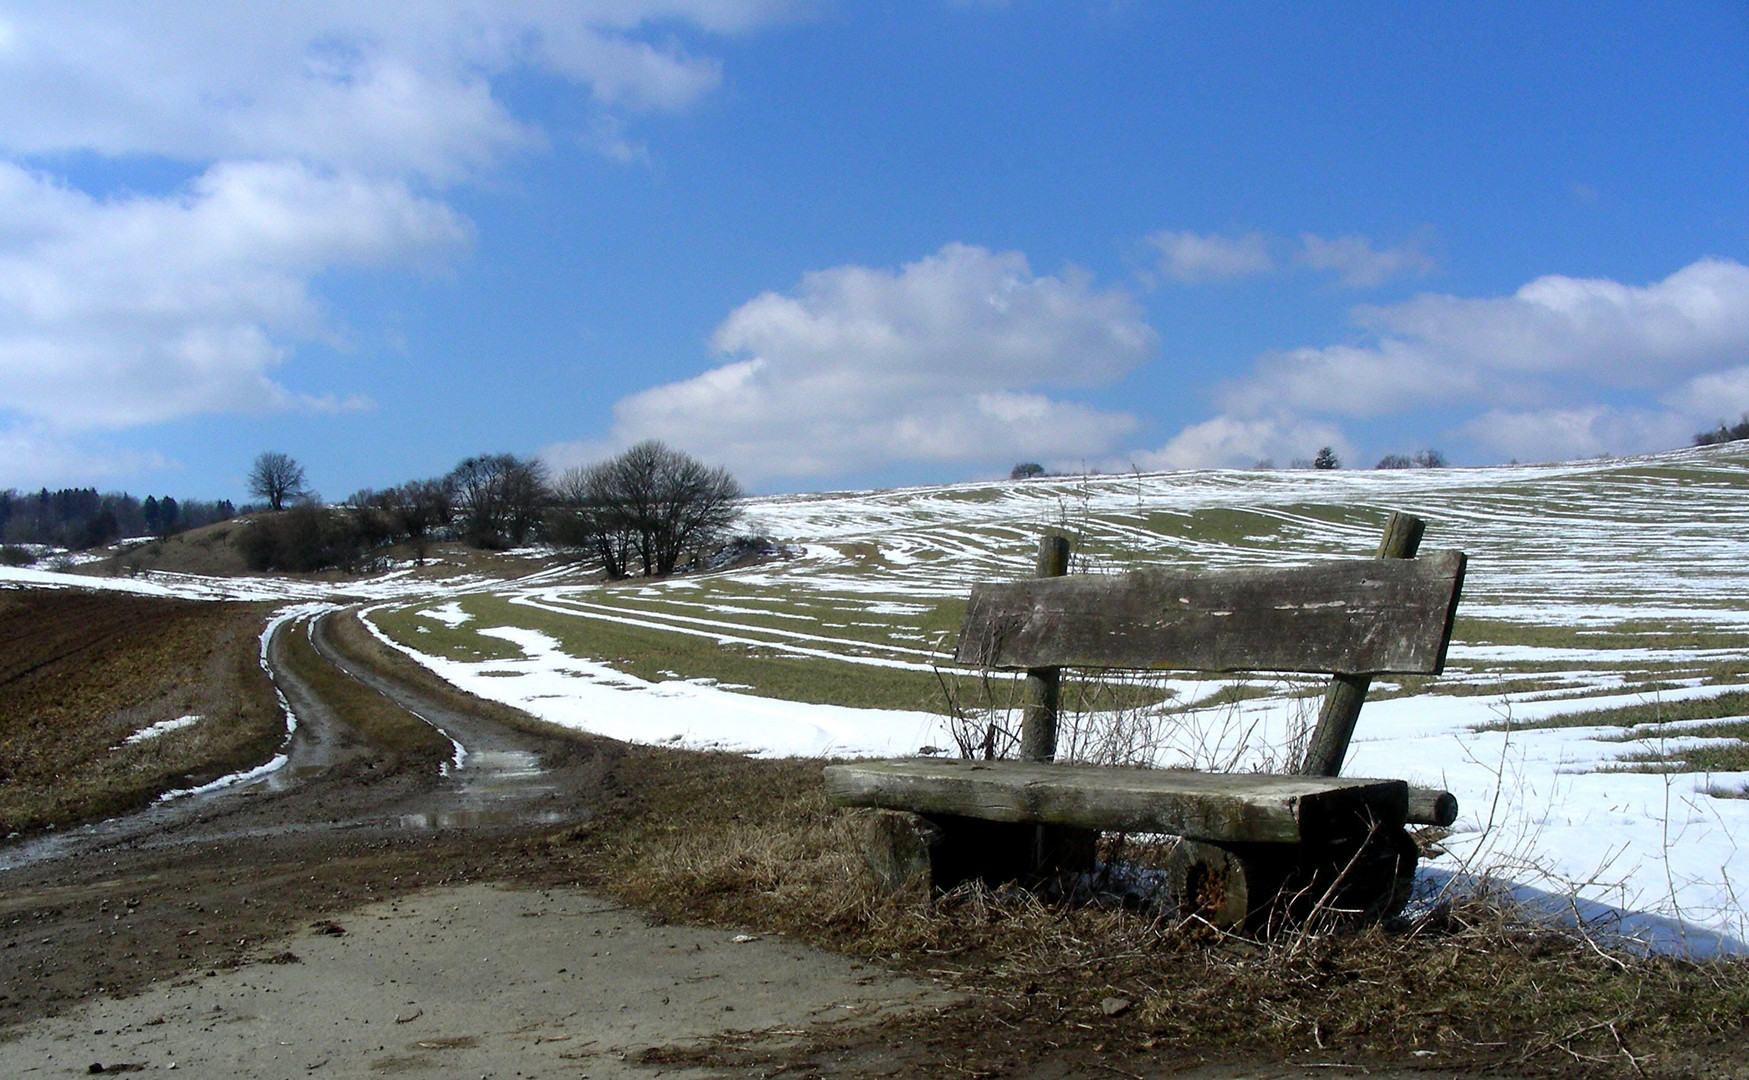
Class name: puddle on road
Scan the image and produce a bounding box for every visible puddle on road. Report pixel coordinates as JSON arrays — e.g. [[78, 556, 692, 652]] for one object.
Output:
[[462, 749, 544, 780], [396, 808, 572, 829], [387, 742, 571, 832]]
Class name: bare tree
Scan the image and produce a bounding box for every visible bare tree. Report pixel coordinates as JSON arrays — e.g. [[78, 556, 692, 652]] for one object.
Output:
[[391, 479, 453, 549], [446, 454, 549, 549], [549, 468, 637, 578], [552, 441, 742, 578], [248, 451, 308, 511]]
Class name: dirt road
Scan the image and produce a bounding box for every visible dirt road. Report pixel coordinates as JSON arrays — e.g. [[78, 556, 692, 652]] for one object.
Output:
[[0, 607, 955, 1077], [2, 883, 952, 1078], [1, 600, 1578, 1079]]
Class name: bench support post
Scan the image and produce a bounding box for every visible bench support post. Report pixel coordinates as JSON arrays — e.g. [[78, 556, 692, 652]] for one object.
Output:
[[1019, 534, 1071, 762], [1299, 511, 1425, 776]]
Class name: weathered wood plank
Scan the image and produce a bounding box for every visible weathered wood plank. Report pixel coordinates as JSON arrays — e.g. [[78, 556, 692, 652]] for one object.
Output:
[[823, 758, 1408, 844], [1301, 511, 1428, 775], [954, 551, 1466, 676]]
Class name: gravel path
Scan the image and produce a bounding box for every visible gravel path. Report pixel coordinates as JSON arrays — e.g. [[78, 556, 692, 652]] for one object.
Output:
[[4, 883, 953, 1079]]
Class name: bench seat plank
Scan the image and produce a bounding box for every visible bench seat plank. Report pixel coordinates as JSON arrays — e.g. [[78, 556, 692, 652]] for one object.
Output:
[[824, 758, 1408, 845], [955, 551, 1465, 676]]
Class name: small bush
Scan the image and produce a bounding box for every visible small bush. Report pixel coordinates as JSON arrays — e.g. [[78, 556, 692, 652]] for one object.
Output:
[[1377, 449, 1446, 469], [0, 543, 35, 566], [237, 505, 373, 572]]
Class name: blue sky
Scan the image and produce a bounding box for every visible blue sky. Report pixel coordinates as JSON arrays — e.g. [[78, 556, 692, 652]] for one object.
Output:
[[1, 2, 1746, 499]]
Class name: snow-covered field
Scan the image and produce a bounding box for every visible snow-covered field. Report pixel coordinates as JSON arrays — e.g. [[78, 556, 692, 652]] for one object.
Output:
[[8, 444, 1749, 950]]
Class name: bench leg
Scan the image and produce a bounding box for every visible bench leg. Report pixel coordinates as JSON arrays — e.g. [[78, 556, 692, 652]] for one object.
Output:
[[1164, 839, 1255, 929], [861, 811, 1097, 893], [1225, 826, 1419, 930]]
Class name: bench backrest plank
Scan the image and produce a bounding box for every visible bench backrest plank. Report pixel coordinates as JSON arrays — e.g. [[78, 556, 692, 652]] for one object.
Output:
[[955, 550, 1466, 677]]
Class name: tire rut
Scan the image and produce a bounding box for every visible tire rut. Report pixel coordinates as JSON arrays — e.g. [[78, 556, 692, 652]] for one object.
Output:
[[0, 608, 590, 872]]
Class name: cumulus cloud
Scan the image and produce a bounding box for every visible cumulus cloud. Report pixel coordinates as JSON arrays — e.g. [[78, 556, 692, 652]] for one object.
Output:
[[0, 160, 464, 429], [567, 244, 1156, 483], [0, 423, 172, 489], [1148, 230, 1274, 283], [1142, 257, 1749, 468], [1242, 258, 1749, 421], [1222, 340, 1479, 419], [1296, 232, 1437, 288], [0, 2, 795, 456], [0, 3, 795, 180], [1462, 406, 1693, 464], [1667, 365, 1749, 422], [1124, 414, 1352, 472]]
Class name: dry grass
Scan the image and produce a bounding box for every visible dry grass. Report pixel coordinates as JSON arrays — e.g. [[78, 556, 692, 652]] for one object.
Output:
[[514, 749, 1749, 1077]]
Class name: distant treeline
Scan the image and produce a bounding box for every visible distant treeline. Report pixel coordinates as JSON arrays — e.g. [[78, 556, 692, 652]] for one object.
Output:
[[240, 443, 744, 579], [0, 488, 236, 550], [1695, 414, 1749, 447]]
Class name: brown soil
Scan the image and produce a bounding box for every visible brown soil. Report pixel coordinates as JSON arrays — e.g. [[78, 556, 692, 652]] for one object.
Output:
[[0, 589, 281, 833], [2, 588, 1747, 1079]]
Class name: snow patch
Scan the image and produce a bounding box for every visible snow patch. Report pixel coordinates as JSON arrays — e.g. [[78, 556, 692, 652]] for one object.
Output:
[[120, 714, 201, 746]]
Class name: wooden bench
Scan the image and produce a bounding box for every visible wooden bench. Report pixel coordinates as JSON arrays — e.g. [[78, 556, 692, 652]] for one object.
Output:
[[824, 512, 1466, 930]]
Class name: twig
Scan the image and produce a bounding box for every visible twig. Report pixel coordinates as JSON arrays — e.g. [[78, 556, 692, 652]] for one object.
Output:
[[1609, 1020, 1649, 1079]]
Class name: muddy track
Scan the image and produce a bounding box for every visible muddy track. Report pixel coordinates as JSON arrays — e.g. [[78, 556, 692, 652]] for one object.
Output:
[[0, 607, 613, 1032], [305, 613, 582, 830]]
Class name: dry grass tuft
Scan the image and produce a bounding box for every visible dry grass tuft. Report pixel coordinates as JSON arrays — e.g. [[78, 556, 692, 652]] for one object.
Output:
[[514, 749, 1749, 1077]]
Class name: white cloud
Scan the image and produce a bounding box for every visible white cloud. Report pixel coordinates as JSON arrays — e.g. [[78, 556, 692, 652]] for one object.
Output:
[[1142, 257, 1749, 467], [1123, 414, 1352, 472], [1295, 232, 1436, 288], [1462, 406, 1693, 464], [573, 243, 1155, 483], [1147, 229, 1435, 288], [1222, 340, 1479, 419], [0, 3, 796, 180], [1148, 230, 1274, 283], [1667, 365, 1749, 422], [0, 160, 463, 429], [1357, 258, 1749, 383], [0, 2, 797, 466], [0, 423, 171, 489]]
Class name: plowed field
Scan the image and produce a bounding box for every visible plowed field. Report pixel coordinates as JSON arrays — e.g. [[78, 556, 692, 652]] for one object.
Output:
[[0, 588, 282, 833]]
